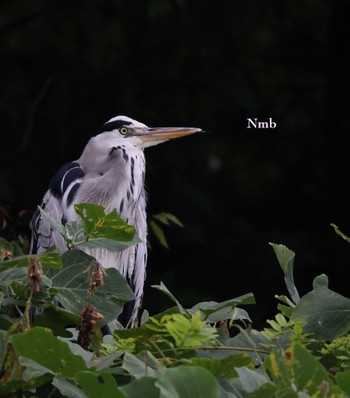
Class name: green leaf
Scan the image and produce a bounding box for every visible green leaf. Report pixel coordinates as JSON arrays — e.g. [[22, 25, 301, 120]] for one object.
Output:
[[152, 282, 186, 314], [76, 371, 124, 398], [235, 367, 271, 393], [156, 366, 219, 398], [78, 235, 141, 252], [122, 351, 161, 379], [11, 327, 88, 378], [265, 342, 341, 396], [165, 312, 217, 347], [335, 369, 350, 395], [149, 220, 169, 249], [190, 294, 255, 323], [37, 248, 63, 269], [187, 353, 253, 379], [46, 250, 135, 322], [0, 329, 9, 370], [75, 203, 136, 242], [33, 305, 80, 337], [0, 249, 62, 273], [121, 377, 160, 398], [0, 255, 30, 271], [331, 223, 350, 244], [152, 212, 184, 227], [52, 376, 88, 398], [269, 243, 300, 304], [245, 383, 277, 398], [291, 274, 350, 340]]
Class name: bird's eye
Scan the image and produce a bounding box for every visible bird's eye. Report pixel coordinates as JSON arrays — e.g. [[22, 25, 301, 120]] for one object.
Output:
[[119, 127, 128, 135]]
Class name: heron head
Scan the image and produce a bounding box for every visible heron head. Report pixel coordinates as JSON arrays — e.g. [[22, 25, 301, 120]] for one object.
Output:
[[98, 115, 202, 149]]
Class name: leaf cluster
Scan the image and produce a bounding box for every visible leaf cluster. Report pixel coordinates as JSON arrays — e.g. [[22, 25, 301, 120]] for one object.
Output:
[[1, 209, 350, 396]]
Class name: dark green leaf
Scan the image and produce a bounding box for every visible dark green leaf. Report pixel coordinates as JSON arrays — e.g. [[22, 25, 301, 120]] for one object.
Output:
[[149, 220, 169, 249], [188, 353, 253, 379], [0, 249, 62, 273], [74, 203, 136, 242], [38, 248, 63, 269], [46, 250, 135, 322], [52, 376, 88, 398], [265, 343, 341, 396], [33, 305, 80, 337], [152, 282, 186, 314], [152, 212, 183, 227], [0, 255, 30, 271], [245, 383, 277, 398], [331, 223, 350, 244], [76, 371, 124, 398], [335, 369, 350, 395], [235, 367, 271, 393], [291, 274, 350, 340], [121, 377, 159, 398], [270, 243, 300, 304], [157, 366, 220, 398], [11, 327, 88, 377], [123, 351, 161, 379], [78, 235, 141, 252], [191, 294, 255, 323], [0, 329, 9, 370]]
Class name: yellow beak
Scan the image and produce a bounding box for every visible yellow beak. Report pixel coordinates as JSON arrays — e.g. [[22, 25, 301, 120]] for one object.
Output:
[[136, 127, 202, 147]]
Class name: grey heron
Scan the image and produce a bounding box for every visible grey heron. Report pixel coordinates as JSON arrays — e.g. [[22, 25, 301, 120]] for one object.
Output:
[[30, 115, 201, 327]]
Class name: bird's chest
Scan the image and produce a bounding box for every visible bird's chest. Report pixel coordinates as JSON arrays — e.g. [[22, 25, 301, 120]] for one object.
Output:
[[111, 153, 146, 220]]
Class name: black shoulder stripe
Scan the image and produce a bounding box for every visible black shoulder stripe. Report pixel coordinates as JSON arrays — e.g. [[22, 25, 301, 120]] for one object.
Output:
[[49, 162, 84, 199], [97, 119, 132, 133]]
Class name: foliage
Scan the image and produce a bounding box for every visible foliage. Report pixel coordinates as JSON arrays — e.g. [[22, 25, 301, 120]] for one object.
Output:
[[1, 207, 350, 396]]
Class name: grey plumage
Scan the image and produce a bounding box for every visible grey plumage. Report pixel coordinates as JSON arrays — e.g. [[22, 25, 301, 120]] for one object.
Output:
[[30, 115, 201, 327]]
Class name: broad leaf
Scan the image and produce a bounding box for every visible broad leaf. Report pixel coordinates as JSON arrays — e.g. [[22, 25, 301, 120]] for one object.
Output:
[[265, 342, 341, 396], [190, 294, 255, 323], [121, 377, 160, 398], [187, 353, 253, 379], [335, 369, 350, 395], [33, 305, 80, 337], [0, 248, 62, 273], [165, 312, 217, 347], [235, 367, 271, 393], [0, 329, 8, 370], [291, 274, 350, 340], [270, 243, 299, 304], [152, 282, 186, 314], [78, 235, 141, 252], [46, 250, 135, 322], [123, 351, 161, 379], [76, 371, 124, 398], [39, 203, 140, 251], [52, 376, 88, 398], [157, 366, 220, 398], [75, 203, 136, 242], [11, 327, 87, 377]]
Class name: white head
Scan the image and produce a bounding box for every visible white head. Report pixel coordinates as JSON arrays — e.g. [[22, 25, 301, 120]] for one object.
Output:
[[98, 115, 201, 149], [78, 115, 201, 172]]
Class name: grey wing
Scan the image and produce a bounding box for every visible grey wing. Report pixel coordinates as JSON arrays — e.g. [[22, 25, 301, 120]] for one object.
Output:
[[30, 161, 85, 255], [30, 190, 67, 254]]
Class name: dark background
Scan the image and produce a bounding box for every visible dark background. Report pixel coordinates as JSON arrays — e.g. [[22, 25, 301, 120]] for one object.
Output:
[[1, 1, 350, 327]]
